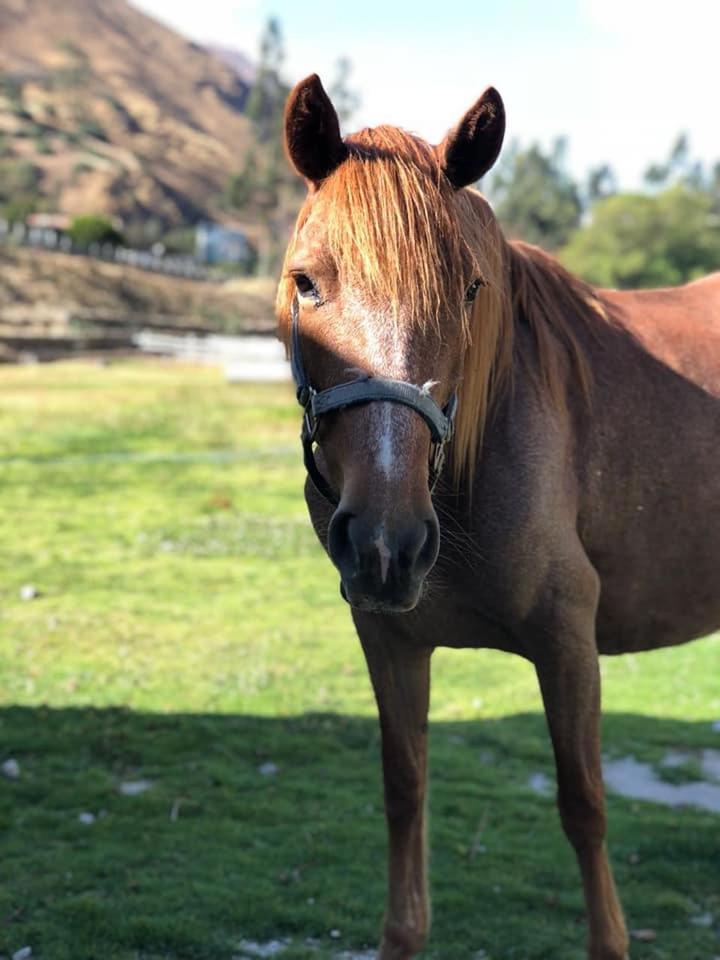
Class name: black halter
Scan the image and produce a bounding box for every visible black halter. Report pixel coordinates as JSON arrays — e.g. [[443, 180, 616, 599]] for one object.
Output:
[[289, 296, 458, 506]]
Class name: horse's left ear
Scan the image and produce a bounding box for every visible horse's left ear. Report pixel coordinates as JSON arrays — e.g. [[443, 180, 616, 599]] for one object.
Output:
[[437, 87, 506, 189], [284, 74, 348, 186]]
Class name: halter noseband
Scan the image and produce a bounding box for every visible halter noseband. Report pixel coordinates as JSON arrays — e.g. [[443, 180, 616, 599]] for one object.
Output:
[[289, 296, 458, 506]]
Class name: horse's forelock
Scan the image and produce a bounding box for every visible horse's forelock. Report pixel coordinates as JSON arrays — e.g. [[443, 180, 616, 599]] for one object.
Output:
[[319, 126, 477, 333]]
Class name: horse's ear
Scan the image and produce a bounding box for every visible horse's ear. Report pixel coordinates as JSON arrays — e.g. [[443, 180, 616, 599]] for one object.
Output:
[[437, 87, 505, 189], [284, 74, 348, 186]]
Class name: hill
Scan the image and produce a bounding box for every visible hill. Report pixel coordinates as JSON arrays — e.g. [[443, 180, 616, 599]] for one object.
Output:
[[0, 245, 276, 360], [0, 0, 268, 227]]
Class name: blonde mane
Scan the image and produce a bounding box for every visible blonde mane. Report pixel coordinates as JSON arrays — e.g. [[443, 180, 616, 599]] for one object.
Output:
[[277, 127, 603, 486]]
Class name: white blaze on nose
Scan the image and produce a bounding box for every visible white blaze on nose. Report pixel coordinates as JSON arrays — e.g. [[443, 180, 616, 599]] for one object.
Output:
[[377, 404, 395, 477], [351, 293, 415, 482], [372, 528, 393, 584]]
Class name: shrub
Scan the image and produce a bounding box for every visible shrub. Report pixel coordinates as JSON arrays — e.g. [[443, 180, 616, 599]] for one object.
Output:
[[67, 215, 123, 249], [78, 118, 107, 141], [3, 196, 38, 225], [35, 136, 52, 155], [160, 226, 196, 254], [0, 160, 40, 202]]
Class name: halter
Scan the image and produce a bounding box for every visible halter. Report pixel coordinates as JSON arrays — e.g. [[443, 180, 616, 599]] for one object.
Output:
[[289, 296, 458, 506]]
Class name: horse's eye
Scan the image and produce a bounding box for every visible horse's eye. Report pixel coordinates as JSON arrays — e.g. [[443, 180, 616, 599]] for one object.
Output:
[[464, 277, 486, 304], [293, 273, 317, 298]]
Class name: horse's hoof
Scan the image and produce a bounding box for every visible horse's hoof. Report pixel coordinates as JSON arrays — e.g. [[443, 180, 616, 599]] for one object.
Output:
[[378, 924, 425, 960]]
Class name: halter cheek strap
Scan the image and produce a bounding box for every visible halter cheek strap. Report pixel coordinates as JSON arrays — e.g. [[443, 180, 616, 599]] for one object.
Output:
[[289, 296, 457, 506]]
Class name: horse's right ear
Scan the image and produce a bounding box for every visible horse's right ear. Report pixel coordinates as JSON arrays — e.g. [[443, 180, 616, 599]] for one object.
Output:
[[284, 74, 348, 186], [437, 87, 506, 189]]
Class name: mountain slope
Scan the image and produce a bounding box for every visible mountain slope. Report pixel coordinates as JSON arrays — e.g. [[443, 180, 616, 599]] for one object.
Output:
[[0, 0, 257, 224]]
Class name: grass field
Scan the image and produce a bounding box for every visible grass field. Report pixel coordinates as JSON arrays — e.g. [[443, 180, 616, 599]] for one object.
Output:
[[1, 361, 718, 960]]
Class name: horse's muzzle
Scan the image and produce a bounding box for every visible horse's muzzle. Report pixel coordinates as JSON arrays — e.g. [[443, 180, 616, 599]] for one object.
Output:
[[327, 507, 440, 613]]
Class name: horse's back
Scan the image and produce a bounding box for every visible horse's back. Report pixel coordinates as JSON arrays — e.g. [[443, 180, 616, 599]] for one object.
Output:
[[601, 272, 720, 397]]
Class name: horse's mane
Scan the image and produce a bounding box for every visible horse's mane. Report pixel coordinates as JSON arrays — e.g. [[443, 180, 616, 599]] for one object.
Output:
[[277, 126, 606, 486]]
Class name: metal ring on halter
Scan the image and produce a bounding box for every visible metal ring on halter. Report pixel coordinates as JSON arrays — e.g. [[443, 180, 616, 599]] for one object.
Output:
[[289, 296, 458, 505]]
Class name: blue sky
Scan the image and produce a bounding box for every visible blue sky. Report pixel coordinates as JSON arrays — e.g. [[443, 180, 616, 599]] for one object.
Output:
[[133, 0, 720, 187]]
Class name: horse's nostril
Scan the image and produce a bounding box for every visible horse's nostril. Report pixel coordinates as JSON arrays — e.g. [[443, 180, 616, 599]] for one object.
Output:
[[327, 507, 356, 572], [419, 517, 440, 571], [396, 522, 428, 571]]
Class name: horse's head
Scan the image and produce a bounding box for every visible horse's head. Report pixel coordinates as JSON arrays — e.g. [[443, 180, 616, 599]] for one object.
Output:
[[277, 75, 507, 613]]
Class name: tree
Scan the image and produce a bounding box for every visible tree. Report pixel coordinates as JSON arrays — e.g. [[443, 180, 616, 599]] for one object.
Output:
[[68, 215, 123, 248], [0, 160, 41, 224], [0, 160, 40, 202], [329, 57, 361, 132], [560, 185, 720, 289], [244, 17, 285, 144], [225, 151, 260, 211], [644, 133, 705, 191], [228, 17, 292, 273], [586, 164, 618, 206], [485, 138, 582, 250]]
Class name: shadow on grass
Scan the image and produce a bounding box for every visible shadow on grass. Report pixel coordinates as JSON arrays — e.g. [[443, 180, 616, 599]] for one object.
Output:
[[1, 707, 718, 960]]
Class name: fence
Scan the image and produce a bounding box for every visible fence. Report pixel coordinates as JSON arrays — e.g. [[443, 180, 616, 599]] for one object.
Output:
[[0, 219, 220, 282]]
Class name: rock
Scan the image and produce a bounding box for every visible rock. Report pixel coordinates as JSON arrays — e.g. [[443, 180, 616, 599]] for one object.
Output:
[[12, 948, 32, 960], [258, 762, 278, 777], [78, 812, 96, 825], [712, 720, 720, 733], [660, 749, 692, 768], [118, 779, 153, 796], [19, 584, 38, 601], [701, 749, 720, 782], [630, 929, 657, 941], [329, 929, 341, 939], [603, 754, 720, 813], [235, 940, 289, 957], [1, 758, 20, 780], [528, 772, 551, 795]]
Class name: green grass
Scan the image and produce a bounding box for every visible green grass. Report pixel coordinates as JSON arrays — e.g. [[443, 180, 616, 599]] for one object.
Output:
[[1, 360, 718, 960]]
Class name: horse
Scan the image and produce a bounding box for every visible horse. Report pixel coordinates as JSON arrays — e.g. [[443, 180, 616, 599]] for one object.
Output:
[[275, 74, 720, 960]]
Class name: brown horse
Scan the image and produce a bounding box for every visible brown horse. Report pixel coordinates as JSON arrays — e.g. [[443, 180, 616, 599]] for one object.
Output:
[[275, 74, 720, 960]]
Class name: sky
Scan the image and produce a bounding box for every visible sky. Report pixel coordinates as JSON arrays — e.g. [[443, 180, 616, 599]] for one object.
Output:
[[132, 0, 720, 187]]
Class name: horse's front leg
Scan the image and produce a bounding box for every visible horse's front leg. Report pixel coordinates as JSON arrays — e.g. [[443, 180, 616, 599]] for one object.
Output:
[[360, 631, 432, 960], [535, 633, 629, 960]]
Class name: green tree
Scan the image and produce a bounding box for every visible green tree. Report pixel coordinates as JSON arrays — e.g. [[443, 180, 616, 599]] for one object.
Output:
[[561, 185, 720, 288], [586, 163, 618, 206], [244, 17, 285, 144], [68, 215, 123, 248], [229, 16, 291, 273], [486, 138, 582, 250], [0, 160, 41, 224], [0, 160, 40, 201], [3, 196, 38, 225], [644, 133, 705, 191], [225, 151, 260, 211]]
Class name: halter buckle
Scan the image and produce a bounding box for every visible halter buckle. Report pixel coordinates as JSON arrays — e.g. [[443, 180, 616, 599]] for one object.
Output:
[[302, 408, 319, 444]]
